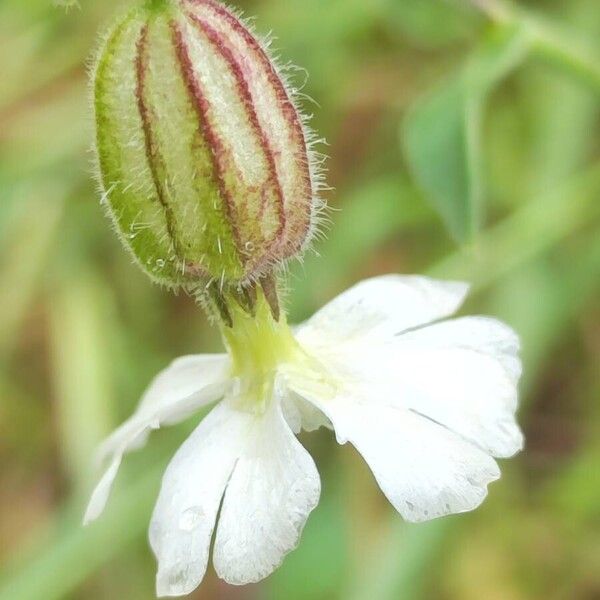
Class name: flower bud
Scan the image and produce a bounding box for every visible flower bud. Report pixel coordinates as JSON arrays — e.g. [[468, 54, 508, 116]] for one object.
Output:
[[93, 0, 319, 289]]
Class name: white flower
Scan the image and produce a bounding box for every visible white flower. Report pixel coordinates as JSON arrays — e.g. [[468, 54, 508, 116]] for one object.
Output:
[[85, 275, 523, 597]]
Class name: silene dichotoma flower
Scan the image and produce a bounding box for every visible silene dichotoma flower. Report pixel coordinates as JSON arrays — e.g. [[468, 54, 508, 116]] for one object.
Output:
[[85, 275, 523, 595], [86, 0, 524, 597]]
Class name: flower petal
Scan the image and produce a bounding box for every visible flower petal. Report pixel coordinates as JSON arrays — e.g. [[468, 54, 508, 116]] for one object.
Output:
[[213, 403, 320, 585], [101, 354, 230, 461], [299, 316, 523, 459], [83, 454, 123, 525], [132, 354, 232, 432], [296, 275, 469, 346], [393, 317, 524, 457], [400, 316, 522, 383], [149, 402, 244, 597], [149, 400, 320, 595], [294, 390, 500, 523], [84, 354, 230, 524], [281, 389, 332, 434]]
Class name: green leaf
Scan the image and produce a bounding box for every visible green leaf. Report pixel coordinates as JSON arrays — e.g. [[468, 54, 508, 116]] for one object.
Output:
[[403, 79, 476, 241], [482, 0, 600, 94], [402, 24, 530, 242]]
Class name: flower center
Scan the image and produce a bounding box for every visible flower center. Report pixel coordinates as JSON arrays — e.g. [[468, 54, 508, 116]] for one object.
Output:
[[219, 285, 340, 414], [220, 289, 302, 412], [223, 291, 299, 377]]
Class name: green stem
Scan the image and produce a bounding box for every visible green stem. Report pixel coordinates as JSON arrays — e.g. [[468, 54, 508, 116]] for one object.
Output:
[[532, 25, 600, 92], [474, 0, 600, 93]]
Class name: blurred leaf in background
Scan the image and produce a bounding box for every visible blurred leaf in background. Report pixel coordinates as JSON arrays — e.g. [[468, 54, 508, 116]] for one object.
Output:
[[403, 22, 530, 242], [0, 0, 599, 599]]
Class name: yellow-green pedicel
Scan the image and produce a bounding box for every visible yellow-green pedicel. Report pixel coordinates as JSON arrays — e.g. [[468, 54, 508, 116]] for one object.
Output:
[[94, 0, 318, 291]]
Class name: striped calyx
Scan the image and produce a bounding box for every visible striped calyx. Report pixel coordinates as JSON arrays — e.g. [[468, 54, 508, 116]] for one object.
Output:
[[93, 0, 320, 295]]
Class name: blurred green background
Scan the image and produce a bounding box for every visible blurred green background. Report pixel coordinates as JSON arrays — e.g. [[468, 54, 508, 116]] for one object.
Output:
[[1, 0, 599, 598]]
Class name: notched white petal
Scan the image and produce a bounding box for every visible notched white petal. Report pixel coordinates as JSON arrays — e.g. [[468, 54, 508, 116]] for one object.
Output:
[[400, 316, 522, 381], [213, 404, 320, 585], [139, 355, 229, 412], [99, 354, 230, 464], [302, 313, 524, 460], [391, 316, 524, 458], [293, 387, 501, 523], [150, 402, 244, 597], [297, 275, 469, 346], [150, 400, 320, 595], [84, 354, 230, 525]]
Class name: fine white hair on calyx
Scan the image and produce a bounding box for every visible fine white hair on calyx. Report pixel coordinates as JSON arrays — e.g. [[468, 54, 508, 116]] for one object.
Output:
[[91, 0, 332, 294], [207, 0, 332, 270], [88, 6, 187, 293]]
